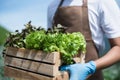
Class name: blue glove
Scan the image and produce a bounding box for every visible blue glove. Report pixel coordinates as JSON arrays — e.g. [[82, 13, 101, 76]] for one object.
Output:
[[60, 61, 96, 80]]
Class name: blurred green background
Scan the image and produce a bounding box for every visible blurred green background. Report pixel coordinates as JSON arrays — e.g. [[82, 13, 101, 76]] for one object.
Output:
[[0, 25, 13, 80], [0, 25, 120, 80]]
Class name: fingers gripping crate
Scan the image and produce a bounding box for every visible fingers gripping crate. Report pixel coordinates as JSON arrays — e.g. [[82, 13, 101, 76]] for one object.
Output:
[[4, 47, 69, 80]]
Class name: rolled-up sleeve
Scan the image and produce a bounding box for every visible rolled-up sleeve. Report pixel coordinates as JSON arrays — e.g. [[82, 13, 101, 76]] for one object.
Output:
[[100, 0, 120, 38]]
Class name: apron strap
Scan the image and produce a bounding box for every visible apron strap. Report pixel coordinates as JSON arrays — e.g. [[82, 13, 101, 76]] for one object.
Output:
[[82, 0, 92, 41], [58, 0, 64, 7], [52, 0, 64, 27], [83, 0, 87, 7]]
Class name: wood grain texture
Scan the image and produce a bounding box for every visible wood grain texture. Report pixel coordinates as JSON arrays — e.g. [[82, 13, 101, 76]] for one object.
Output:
[[5, 56, 59, 76], [4, 66, 69, 80], [4, 47, 86, 80], [5, 47, 61, 64]]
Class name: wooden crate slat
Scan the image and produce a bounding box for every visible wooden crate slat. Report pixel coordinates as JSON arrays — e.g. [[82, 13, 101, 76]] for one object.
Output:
[[21, 59, 31, 69], [4, 66, 54, 80], [5, 56, 23, 67], [56, 71, 69, 80], [5, 56, 31, 68], [5, 56, 59, 76], [11, 57, 23, 67], [37, 62, 59, 76], [4, 56, 12, 65], [6, 47, 61, 64], [6, 47, 18, 55], [4, 66, 69, 80], [34, 51, 61, 65], [26, 49, 37, 59], [14, 78, 29, 80]]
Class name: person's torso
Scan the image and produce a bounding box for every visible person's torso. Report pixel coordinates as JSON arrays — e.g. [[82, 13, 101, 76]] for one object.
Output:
[[51, 0, 104, 79], [48, 0, 105, 53]]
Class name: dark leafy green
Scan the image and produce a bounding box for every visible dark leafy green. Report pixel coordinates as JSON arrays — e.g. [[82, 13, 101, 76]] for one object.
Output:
[[4, 21, 45, 48]]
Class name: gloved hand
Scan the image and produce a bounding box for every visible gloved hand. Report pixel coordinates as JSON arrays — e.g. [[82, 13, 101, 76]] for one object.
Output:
[[60, 61, 96, 80]]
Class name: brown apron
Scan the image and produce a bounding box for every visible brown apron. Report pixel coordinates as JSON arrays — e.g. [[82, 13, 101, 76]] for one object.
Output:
[[52, 0, 104, 80]]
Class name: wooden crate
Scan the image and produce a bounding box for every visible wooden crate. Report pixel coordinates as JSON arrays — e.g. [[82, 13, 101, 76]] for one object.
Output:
[[4, 47, 85, 80], [4, 47, 69, 80]]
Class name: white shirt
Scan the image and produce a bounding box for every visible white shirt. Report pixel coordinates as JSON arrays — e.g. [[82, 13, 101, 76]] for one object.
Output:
[[47, 0, 120, 54]]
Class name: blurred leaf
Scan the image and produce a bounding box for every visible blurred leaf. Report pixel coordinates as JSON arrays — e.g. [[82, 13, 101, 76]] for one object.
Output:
[[0, 25, 13, 80], [0, 25, 9, 45], [103, 63, 120, 80]]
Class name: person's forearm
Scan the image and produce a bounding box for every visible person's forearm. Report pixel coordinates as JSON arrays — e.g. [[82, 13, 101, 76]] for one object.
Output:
[[95, 46, 120, 70]]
